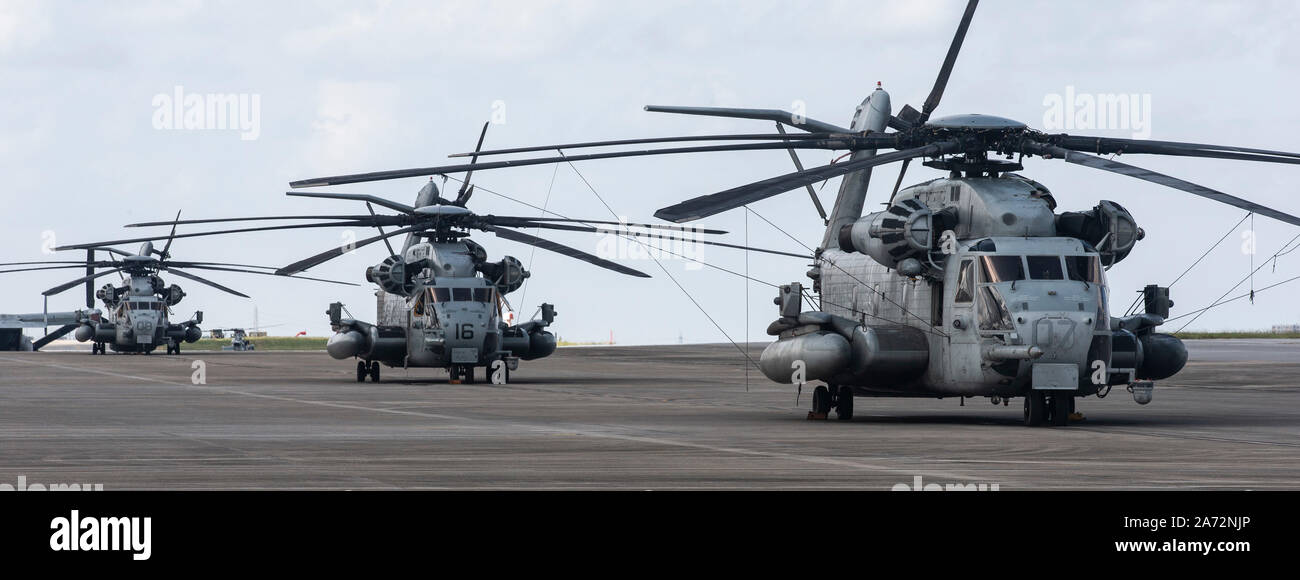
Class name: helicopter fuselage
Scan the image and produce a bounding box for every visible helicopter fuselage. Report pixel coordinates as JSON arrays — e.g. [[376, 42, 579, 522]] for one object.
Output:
[[325, 237, 556, 383], [759, 175, 1186, 406]]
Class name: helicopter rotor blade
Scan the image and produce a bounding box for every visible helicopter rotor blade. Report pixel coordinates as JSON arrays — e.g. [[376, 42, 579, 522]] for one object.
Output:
[[775, 123, 828, 223], [126, 215, 377, 227], [642, 105, 852, 134], [449, 132, 842, 158], [492, 227, 651, 278], [41, 268, 124, 297], [284, 191, 415, 214], [168, 264, 358, 286], [494, 221, 811, 259], [161, 267, 250, 298], [889, 0, 979, 196], [920, 0, 979, 122], [0, 260, 111, 267], [454, 121, 490, 205], [365, 202, 398, 256], [160, 209, 182, 259], [55, 219, 395, 251], [288, 138, 894, 188], [275, 225, 423, 276], [655, 141, 961, 223], [0, 263, 115, 274], [888, 158, 913, 202], [1025, 141, 1300, 228], [1049, 135, 1300, 165], [486, 216, 727, 235]]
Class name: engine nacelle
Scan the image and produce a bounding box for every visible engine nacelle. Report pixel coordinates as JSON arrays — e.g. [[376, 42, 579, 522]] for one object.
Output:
[[478, 256, 530, 295], [1056, 200, 1144, 265], [838, 199, 951, 272], [366, 255, 417, 296], [96, 284, 124, 305], [166, 284, 186, 306]]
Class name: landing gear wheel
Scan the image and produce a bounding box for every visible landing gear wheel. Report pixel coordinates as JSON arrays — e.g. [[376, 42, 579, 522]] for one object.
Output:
[[835, 385, 854, 421], [369, 361, 381, 383], [1023, 391, 1046, 426], [1050, 394, 1073, 426], [812, 385, 832, 415], [463, 365, 475, 384], [449, 366, 461, 383], [356, 361, 368, 383]]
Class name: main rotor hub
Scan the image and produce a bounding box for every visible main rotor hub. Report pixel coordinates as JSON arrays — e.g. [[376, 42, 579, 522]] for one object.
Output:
[[924, 114, 1027, 130]]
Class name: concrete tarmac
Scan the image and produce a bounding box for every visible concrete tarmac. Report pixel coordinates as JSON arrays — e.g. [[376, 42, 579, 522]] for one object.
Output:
[[0, 341, 1296, 489]]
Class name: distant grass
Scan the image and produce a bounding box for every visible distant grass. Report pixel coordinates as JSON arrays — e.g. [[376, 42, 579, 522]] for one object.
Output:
[[557, 340, 613, 347], [1173, 331, 1300, 339], [183, 337, 328, 351]]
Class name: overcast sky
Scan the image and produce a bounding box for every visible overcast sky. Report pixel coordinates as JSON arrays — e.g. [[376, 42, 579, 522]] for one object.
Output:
[[3, 0, 1300, 344]]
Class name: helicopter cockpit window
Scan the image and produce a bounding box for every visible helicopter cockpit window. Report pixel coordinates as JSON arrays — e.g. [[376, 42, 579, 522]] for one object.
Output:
[[452, 288, 472, 302], [432, 288, 451, 303], [1065, 255, 1101, 283], [473, 288, 493, 303], [978, 285, 1015, 330], [954, 259, 975, 303], [1026, 256, 1064, 280], [979, 255, 1024, 282]]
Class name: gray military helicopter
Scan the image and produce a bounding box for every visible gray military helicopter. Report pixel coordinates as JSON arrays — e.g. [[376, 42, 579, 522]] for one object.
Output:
[[278, 1, 1300, 424], [6, 217, 355, 354], [111, 126, 797, 382]]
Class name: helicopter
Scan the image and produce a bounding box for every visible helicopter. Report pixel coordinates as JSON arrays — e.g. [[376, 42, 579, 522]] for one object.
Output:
[[4, 215, 356, 354], [103, 126, 802, 382], [273, 0, 1300, 425], [208, 328, 257, 351]]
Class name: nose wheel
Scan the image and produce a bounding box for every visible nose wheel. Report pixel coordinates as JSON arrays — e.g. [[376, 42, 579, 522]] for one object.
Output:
[[449, 365, 475, 384], [1048, 393, 1073, 426], [1024, 391, 1075, 426], [1023, 391, 1046, 426]]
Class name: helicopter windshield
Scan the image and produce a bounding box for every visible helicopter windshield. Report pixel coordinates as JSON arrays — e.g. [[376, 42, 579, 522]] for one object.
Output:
[[430, 286, 496, 303], [980, 256, 1024, 282], [1026, 256, 1064, 280], [1065, 255, 1102, 283]]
